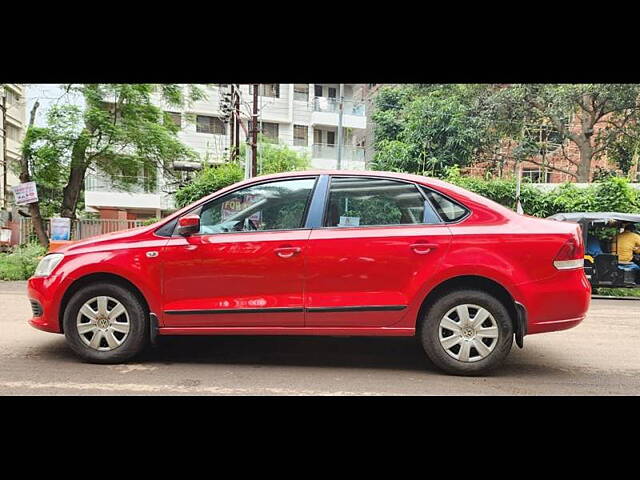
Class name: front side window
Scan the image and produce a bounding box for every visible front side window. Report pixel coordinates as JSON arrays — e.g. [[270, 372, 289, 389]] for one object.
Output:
[[198, 178, 316, 234], [324, 177, 430, 227]]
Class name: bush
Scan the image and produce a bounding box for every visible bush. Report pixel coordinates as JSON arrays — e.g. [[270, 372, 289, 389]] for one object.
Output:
[[442, 166, 640, 219], [0, 244, 47, 281], [174, 162, 244, 208]]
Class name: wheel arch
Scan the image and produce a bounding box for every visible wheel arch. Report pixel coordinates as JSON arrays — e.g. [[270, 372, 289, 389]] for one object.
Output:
[[416, 275, 526, 347], [58, 272, 151, 333]]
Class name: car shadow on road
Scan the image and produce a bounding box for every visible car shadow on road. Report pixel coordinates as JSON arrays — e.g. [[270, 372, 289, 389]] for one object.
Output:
[[32, 335, 580, 379], [133, 335, 576, 378]]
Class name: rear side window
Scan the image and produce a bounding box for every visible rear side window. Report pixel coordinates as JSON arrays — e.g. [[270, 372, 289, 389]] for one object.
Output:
[[423, 188, 469, 223], [325, 177, 434, 227]]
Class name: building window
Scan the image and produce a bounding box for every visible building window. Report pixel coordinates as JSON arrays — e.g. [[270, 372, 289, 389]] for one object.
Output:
[[166, 112, 182, 129], [326, 131, 336, 146], [261, 122, 279, 141], [293, 125, 308, 146], [196, 115, 226, 135], [258, 84, 280, 98], [314, 85, 323, 97], [522, 167, 550, 183], [328, 87, 337, 99], [4, 88, 20, 107], [6, 124, 21, 141], [294, 84, 309, 101]]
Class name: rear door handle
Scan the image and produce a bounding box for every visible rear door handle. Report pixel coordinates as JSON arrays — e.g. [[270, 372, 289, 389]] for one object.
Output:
[[410, 243, 438, 255], [274, 246, 302, 258]]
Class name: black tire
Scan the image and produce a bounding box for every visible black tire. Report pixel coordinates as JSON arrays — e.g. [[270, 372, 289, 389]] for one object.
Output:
[[63, 283, 149, 364], [418, 289, 513, 376]]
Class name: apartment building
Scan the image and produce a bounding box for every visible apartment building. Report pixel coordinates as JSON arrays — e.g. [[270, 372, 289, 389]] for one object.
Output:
[[85, 83, 367, 220], [1, 84, 27, 212]]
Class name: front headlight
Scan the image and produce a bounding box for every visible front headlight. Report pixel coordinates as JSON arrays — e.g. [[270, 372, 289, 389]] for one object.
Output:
[[34, 253, 64, 277]]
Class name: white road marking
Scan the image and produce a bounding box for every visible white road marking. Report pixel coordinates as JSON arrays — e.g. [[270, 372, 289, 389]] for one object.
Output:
[[0, 380, 388, 396], [106, 364, 158, 374]]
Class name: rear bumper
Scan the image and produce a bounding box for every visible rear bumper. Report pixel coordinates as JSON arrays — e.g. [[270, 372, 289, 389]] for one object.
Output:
[[517, 269, 591, 335]]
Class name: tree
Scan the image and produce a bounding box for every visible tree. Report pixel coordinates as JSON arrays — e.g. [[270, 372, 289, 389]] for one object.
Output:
[[22, 84, 206, 220], [371, 84, 502, 176], [18, 101, 49, 247], [490, 84, 640, 182], [174, 139, 310, 208]]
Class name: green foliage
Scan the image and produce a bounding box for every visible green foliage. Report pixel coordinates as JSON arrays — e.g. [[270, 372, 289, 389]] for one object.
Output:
[[174, 141, 311, 209], [174, 162, 244, 208], [344, 196, 402, 225], [258, 141, 310, 175], [443, 166, 640, 219], [372, 84, 640, 181], [22, 84, 206, 217], [594, 288, 640, 298], [0, 244, 47, 281], [372, 85, 500, 175]]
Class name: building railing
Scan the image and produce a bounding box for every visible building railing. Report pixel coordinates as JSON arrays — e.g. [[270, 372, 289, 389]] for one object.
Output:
[[19, 218, 146, 244], [312, 143, 365, 162], [85, 173, 159, 194], [312, 97, 365, 116]]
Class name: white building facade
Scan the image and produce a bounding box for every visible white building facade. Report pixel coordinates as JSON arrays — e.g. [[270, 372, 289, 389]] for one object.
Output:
[[1, 84, 27, 212], [85, 83, 367, 220]]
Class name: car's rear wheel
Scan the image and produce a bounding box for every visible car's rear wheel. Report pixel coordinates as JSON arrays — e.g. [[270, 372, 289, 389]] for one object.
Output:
[[63, 283, 149, 364], [419, 289, 513, 376]]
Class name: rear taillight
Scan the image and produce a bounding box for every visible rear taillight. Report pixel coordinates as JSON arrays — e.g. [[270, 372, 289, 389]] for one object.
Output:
[[553, 236, 584, 270]]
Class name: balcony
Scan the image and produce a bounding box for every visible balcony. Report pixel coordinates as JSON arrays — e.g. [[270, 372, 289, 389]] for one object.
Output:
[[85, 173, 175, 210], [311, 143, 366, 170], [311, 97, 366, 130]]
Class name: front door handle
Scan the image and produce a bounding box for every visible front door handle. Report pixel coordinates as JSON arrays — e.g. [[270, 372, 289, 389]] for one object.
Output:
[[410, 243, 438, 255], [274, 246, 302, 258]]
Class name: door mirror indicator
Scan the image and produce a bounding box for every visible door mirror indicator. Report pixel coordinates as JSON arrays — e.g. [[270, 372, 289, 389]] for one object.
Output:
[[177, 214, 200, 236]]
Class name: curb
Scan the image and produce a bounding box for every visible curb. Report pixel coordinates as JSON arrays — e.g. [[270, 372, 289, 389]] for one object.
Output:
[[591, 295, 640, 301]]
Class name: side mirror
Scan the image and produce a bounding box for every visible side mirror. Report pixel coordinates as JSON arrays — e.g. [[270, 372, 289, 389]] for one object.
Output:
[[177, 214, 200, 236]]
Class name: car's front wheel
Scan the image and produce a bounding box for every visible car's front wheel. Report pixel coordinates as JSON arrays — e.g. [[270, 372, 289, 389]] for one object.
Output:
[[419, 289, 513, 376], [63, 283, 149, 364]]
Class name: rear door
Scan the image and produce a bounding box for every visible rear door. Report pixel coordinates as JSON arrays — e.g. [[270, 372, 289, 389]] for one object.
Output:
[[305, 176, 452, 327]]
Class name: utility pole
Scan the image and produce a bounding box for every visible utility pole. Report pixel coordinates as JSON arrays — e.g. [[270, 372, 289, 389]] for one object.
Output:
[[1, 87, 7, 209], [235, 84, 241, 163], [251, 84, 258, 178], [336, 83, 344, 170], [229, 85, 236, 162]]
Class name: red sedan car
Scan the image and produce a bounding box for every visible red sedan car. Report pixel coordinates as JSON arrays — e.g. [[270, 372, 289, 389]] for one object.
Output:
[[27, 171, 591, 375]]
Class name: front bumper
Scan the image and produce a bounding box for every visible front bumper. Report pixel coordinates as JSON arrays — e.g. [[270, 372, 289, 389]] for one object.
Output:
[[27, 275, 66, 334]]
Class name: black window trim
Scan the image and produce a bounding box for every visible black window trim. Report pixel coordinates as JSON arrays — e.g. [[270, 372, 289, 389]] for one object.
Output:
[[167, 175, 320, 237], [320, 175, 447, 230], [419, 185, 471, 225]]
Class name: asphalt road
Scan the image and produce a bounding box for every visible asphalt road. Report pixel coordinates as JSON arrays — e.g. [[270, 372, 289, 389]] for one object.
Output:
[[1, 281, 639, 395]]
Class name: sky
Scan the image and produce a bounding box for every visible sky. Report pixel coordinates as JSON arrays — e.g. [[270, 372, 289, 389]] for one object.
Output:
[[26, 84, 84, 127]]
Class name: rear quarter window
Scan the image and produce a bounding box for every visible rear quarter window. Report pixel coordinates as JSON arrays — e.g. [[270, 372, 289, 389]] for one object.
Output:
[[422, 188, 469, 223]]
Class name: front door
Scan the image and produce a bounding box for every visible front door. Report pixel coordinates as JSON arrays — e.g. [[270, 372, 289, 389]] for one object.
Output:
[[161, 177, 317, 327], [305, 176, 452, 327]]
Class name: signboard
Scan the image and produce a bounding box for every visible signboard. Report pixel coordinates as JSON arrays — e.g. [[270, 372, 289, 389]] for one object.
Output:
[[12, 182, 38, 205], [50, 218, 71, 241], [221, 194, 262, 225]]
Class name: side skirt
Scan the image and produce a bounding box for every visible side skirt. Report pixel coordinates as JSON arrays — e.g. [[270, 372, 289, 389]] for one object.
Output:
[[158, 327, 415, 337]]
